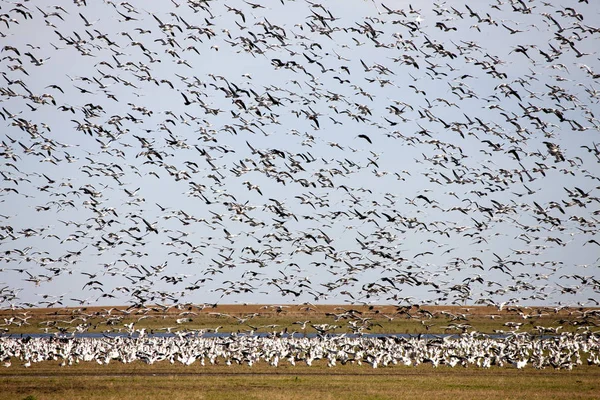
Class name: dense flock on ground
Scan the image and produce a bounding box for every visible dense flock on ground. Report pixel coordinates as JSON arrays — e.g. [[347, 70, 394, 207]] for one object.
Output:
[[2, 331, 600, 369], [0, 0, 599, 341]]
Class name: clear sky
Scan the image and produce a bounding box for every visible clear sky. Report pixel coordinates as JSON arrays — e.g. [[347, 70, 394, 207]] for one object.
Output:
[[0, 0, 599, 310]]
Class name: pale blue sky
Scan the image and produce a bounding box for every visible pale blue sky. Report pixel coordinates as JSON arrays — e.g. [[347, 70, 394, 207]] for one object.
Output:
[[1, 0, 599, 309]]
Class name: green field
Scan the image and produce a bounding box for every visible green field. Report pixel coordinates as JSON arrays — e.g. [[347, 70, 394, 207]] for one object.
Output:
[[2, 361, 599, 400]]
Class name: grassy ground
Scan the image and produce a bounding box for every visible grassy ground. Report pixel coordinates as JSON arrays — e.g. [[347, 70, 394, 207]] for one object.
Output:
[[2, 362, 599, 400], [2, 304, 599, 399], [2, 304, 595, 335]]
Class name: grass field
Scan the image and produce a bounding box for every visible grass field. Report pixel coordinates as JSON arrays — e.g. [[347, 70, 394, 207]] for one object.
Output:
[[2, 305, 599, 399], [2, 361, 599, 400]]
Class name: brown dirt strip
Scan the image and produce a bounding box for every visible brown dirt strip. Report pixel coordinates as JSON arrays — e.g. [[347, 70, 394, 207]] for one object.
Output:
[[0, 304, 586, 318], [1, 370, 594, 378]]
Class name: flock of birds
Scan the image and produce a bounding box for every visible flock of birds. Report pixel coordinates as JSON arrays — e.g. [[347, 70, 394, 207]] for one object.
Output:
[[1, 331, 600, 369], [0, 0, 600, 358]]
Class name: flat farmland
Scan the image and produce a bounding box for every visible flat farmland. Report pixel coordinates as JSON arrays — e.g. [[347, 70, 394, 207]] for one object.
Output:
[[1, 361, 599, 400], [2, 305, 599, 399], [1, 304, 595, 335]]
